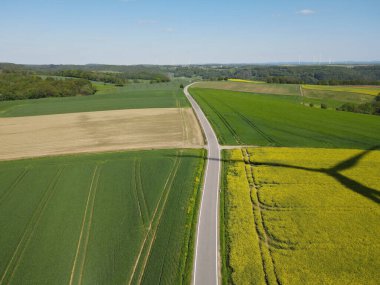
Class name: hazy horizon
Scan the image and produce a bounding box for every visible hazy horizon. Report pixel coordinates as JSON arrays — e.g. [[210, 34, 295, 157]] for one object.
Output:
[[1, 0, 379, 65]]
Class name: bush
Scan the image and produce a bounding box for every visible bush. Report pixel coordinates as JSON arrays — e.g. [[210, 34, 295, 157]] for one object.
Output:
[[321, 103, 328, 109], [309, 103, 314, 107], [180, 84, 184, 89]]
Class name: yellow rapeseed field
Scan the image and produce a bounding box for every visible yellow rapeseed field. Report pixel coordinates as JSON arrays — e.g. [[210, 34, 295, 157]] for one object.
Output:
[[228, 78, 265, 84], [223, 147, 380, 284], [302, 84, 380, 96]]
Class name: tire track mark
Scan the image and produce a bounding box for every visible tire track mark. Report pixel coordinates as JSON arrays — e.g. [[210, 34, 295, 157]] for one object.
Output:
[[156, 161, 186, 285], [0, 168, 29, 206], [242, 149, 280, 285], [201, 98, 241, 144], [137, 155, 182, 285], [236, 113, 277, 145], [0, 168, 64, 285], [136, 158, 150, 223], [127, 153, 181, 285], [177, 98, 189, 145], [132, 159, 145, 225], [68, 165, 101, 285]]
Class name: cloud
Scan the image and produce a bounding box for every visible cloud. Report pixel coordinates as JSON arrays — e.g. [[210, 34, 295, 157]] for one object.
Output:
[[297, 9, 316, 16]]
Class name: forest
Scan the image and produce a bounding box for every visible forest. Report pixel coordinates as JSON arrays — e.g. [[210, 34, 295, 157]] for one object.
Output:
[[0, 70, 95, 100], [172, 64, 380, 85]]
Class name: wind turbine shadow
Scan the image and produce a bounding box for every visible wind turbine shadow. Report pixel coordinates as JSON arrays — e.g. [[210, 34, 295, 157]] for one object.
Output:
[[169, 146, 380, 204], [254, 145, 380, 204]]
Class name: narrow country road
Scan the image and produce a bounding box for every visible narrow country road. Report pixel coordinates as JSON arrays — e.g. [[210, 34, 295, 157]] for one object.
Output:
[[184, 83, 220, 285]]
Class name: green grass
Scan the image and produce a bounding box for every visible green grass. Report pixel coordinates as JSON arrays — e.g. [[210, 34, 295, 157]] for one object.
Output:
[[0, 149, 204, 284], [0, 81, 190, 117], [189, 87, 380, 149], [222, 147, 380, 284], [301, 87, 374, 109]]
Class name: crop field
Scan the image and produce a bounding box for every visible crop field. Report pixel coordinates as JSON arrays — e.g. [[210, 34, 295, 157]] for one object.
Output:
[[0, 108, 204, 160], [0, 149, 205, 284], [0, 81, 190, 117], [301, 88, 374, 108], [189, 87, 380, 149], [221, 147, 380, 285], [302, 84, 380, 96], [194, 82, 300, 96], [228, 79, 266, 84]]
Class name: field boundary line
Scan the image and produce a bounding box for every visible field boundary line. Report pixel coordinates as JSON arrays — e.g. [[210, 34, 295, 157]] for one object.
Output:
[[68, 165, 100, 285], [0, 168, 64, 285], [127, 154, 181, 285], [136, 154, 182, 284], [0, 168, 29, 206]]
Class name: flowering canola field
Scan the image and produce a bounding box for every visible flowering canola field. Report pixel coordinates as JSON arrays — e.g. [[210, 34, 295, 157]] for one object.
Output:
[[222, 147, 380, 285], [302, 84, 380, 96]]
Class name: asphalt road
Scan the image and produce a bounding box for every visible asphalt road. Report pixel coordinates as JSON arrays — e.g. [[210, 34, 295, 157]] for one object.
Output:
[[184, 83, 220, 285]]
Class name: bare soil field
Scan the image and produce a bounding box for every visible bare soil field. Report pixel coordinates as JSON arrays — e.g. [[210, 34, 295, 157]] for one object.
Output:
[[0, 108, 204, 160], [194, 81, 300, 96]]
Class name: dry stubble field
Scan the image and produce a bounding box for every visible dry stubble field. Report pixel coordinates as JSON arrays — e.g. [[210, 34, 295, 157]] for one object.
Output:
[[0, 108, 204, 160]]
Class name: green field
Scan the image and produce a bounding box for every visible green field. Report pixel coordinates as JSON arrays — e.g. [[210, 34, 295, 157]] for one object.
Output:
[[301, 88, 374, 108], [222, 147, 380, 285], [189, 87, 380, 149], [0, 81, 190, 117], [0, 149, 204, 284]]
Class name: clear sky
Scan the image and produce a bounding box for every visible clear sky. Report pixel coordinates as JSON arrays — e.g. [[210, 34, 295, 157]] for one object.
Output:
[[1, 0, 379, 65]]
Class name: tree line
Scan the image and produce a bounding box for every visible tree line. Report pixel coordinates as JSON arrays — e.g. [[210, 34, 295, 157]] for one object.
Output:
[[171, 65, 380, 85], [337, 95, 380, 116], [0, 70, 96, 101], [54, 70, 170, 85]]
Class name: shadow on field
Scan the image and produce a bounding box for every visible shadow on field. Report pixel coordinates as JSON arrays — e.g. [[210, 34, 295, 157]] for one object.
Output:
[[169, 145, 380, 204], [253, 145, 380, 204]]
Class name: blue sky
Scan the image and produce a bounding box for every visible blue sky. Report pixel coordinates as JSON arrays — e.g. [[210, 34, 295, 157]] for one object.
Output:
[[0, 0, 379, 64]]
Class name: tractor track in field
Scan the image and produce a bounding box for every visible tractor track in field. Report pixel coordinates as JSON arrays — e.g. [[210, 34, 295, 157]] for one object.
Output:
[[177, 98, 189, 145], [236, 113, 277, 145], [216, 98, 277, 146], [0, 168, 64, 285], [242, 149, 280, 285], [201, 97, 241, 144], [132, 159, 146, 225], [156, 157, 188, 285], [136, 155, 182, 284], [0, 168, 29, 206], [69, 165, 101, 285], [127, 153, 182, 285], [135, 159, 150, 225]]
